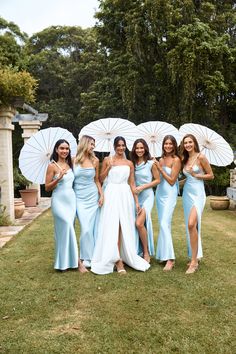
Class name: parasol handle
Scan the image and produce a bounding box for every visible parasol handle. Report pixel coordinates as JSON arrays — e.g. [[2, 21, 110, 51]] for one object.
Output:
[[189, 152, 201, 168], [52, 159, 63, 171]]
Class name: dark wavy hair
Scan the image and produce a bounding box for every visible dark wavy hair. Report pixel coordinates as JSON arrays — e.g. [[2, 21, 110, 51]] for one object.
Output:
[[130, 138, 151, 166], [161, 135, 180, 159], [113, 136, 127, 149], [180, 134, 200, 166], [50, 139, 73, 169]]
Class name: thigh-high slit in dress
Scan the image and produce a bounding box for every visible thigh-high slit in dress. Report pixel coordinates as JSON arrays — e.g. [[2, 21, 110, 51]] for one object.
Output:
[[91, 165, 150, 275], [182, 165, 205, 259]]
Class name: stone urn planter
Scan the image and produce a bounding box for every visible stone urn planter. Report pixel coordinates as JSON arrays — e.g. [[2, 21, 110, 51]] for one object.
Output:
[[210, 196, 230, 210], [19, 189, 38, 207], [14, 200, 25, 219]]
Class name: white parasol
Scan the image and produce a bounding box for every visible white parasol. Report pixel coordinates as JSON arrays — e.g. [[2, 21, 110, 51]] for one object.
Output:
[[19, 127, 77, 184], [78, 118, 138, 152], [179, 123, 234, 166], [136, 121, 180, 157]]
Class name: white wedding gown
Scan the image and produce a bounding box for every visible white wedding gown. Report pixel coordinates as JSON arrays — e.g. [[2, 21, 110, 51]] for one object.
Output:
[[91, 165, 150, 274]]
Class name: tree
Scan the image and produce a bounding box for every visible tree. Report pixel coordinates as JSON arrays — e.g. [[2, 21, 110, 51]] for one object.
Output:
[[95, 0, 236, 145], [26, 25, 120, 136], [0, 17, 28, 69]]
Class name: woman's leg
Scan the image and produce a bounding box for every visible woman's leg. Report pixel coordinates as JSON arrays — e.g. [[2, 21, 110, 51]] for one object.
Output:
[[136, 209, 150, 262], [186, 207, 199, 273], [115, 224, 126, 273]]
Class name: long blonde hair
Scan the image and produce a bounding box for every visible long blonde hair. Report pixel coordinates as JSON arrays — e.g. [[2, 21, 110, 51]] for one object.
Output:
[[74, 135, 96, 165]]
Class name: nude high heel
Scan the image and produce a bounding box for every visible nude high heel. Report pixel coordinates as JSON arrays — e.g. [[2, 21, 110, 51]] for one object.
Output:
[[163, 260, 175, 271], [185, 262, 198, 274], [115, 259, 127, 274]]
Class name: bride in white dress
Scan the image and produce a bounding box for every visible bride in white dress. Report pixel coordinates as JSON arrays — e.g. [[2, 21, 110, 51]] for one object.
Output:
[[91, 136, 150, 275]]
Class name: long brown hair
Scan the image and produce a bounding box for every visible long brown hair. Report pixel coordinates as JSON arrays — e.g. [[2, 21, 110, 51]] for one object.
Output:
[[113, 136, 126, 149], [130, 138, 151, 166], [50, 139, 73, 170], [180, 134, 200, 166], [161, 135, 180, 159]]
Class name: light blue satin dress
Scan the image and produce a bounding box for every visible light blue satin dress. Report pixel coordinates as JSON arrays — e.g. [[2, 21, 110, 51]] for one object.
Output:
[[51, 169, 78, 270], [156, 166, 178, 261], [182, 165, 205, 259], [135, 160, 155, 256], [73, 165, 99, 265]]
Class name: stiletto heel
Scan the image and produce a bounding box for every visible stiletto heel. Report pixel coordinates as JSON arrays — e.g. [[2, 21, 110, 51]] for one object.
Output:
[[163, 260, 175, 271], [185, 262, 198, 274], [115, 259, 127, 274]]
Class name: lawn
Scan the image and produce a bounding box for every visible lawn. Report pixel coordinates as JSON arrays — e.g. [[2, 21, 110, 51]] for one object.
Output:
[[0, 198, 235, 354]]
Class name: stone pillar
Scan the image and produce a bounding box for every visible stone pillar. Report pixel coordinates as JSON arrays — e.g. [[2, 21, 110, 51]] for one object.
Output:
[[19, 120, 42, 203], [230, 169, 236, 188], [0, 107, 15, 221]]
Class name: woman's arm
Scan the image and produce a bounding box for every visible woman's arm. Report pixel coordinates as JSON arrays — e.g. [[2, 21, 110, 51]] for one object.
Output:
[[155, 157, 181, 186], [190, 154, 214, 180], [94, 158, 104, 206], [45, 164, 66, 192], [134, 162, 160, 194], [178, 178, 186, 188], [99, 157, 112, 183]]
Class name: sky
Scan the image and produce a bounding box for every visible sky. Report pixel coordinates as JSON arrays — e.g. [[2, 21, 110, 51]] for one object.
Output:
[[0, 0, 100, 36]]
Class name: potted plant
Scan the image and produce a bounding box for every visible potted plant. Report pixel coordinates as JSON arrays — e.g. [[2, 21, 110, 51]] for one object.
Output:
[[14, 167, 37, 207], [14, 200, 25, 219], [0, 67, 38, 108], [206, 167, 231, 210], [19, 189, 38, 207], [209, 196, 230, 210]]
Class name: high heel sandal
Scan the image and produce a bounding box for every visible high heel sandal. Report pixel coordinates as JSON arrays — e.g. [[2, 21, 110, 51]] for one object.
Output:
[[185, 263, 198, 274], [115, 260, 127, 274], [143, 253, 150, 263], [163, 260, 175, 271]]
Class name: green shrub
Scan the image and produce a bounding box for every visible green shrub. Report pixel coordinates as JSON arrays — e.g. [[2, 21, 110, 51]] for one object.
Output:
[[13, 167, 30, 197], [0, 204, 12, 226], [206, 166, 230, 195], [0, 67, 38, 106]]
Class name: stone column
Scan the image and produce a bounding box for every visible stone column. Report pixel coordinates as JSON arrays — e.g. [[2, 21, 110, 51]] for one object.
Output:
[[0, 107, 15, 221], [19, 120, 42, 203]]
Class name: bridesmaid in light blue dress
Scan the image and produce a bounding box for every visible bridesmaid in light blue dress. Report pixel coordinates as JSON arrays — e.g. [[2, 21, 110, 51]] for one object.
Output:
[[130, 139, 160, 262], [45, 139, 78, 271], [154, 135, 181, 271], [73, 135, 103, 273], [180, 134, 214, 274]]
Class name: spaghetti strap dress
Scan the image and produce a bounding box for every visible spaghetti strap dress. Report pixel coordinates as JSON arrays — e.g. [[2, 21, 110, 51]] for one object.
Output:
[[73, 165, 99, 266], [91, 165, 150, 275], [182, 165, 205, 259], [135, 160, 155, 256], [51, 169, 78, 270], [156, 166, 178, 261]]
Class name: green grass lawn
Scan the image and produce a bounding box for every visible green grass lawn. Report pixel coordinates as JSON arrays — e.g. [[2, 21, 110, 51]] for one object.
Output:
[[0, 198, 235, 354]]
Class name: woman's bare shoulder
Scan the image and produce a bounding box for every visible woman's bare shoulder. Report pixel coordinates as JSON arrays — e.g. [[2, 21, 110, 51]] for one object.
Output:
[[103, 156, 110, 162], [126, 160, 133, 167], [198, 153, 206, 161], [46, 163, 56, 175], [47, 162, 56, 170]]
